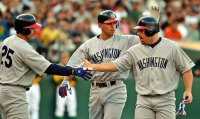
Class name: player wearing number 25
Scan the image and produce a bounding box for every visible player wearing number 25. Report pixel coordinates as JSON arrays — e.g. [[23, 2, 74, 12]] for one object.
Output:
[[0, 14, 92, 119]]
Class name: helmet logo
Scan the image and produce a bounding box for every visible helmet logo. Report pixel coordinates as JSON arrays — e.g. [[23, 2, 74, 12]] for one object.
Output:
[[110, 13, 115, 18]]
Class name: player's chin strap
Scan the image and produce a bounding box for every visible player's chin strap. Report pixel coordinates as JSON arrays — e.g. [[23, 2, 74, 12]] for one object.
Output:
[[176, 96, 189, 116]]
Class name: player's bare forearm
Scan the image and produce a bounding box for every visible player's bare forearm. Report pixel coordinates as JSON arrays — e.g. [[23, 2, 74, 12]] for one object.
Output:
[[91, 62, 118, 72], [183, 69, 193, 92], [182, 69, 193, 104]]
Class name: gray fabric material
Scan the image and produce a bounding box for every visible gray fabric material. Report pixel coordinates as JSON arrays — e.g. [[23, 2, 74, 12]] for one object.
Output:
[[89, 81, 127, 119], [0, 35, 51, 87], [67, 34, 140, 82], [135, 92, 176, 119], [113, 38, 195, 95], [0, 84, 29, 119]]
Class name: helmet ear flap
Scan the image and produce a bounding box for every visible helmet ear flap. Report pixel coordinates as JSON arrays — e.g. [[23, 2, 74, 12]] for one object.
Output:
[[116, 21, 119, 28], [24, 28, 31, 35], [145, 30, 156, 36], [21, 28, 31, 35]]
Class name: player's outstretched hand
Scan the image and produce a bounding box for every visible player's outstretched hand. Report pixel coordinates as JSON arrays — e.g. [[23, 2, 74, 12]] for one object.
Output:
[[150, 6, 160, 20], [72, 57, 93, 70], [72, 67, 93, 81], [80, 57, 93, 68], [59, 81, 72, 98]]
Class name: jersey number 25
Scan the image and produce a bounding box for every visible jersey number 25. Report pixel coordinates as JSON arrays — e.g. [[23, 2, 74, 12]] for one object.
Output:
[[1, 45, 15, 68]]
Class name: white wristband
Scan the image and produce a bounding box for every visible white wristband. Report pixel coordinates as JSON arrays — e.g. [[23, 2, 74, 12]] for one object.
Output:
[[62, 80, 69, 84]]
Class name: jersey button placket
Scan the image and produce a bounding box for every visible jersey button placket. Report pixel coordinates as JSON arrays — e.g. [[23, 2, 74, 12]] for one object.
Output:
[[149, 68, 153, 81], [149, 47, 156, 95], [149, 68, 155, 94], [150, 68, 153, 81]]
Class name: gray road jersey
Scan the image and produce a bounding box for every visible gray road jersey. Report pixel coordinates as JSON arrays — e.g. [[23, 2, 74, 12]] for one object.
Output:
[[113, 37, 195, 95], [0, 35, 51, 87], [67, 34, 140, 82]]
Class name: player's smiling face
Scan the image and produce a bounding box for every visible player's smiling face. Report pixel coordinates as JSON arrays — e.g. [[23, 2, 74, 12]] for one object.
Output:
[[137, 29, 152, 45]]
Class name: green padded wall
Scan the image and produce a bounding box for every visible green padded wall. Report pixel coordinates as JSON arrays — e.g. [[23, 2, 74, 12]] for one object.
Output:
[[38, 76, 200, 119]]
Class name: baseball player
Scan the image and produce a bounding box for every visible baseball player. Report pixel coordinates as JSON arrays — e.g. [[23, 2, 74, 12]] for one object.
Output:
[[0, 14, 92, 119], [59, 7, 160, 119], [53, 52, 77, 119], [81, 16, 194, 119]]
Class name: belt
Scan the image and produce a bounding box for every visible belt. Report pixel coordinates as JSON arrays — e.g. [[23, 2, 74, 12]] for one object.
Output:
[[92, 81, 116, 88], [0, 83, 30, 91], [141, 91, 171, 97]]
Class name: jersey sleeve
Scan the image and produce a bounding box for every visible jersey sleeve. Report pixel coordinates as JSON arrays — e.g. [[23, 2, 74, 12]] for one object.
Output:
[[67, 43, 89, 66], [173, 44, 195, 73], [112, 50, 133, 73], [20, 45, 51, 76], [127, 35, 140, 47]]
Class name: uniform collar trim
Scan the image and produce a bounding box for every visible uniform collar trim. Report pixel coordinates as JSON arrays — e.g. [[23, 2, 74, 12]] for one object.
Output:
[[148, 37, 162, 48]]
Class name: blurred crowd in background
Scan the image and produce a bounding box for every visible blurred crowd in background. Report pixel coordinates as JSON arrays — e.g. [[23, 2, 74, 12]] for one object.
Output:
[[1, 0, 200, 64]]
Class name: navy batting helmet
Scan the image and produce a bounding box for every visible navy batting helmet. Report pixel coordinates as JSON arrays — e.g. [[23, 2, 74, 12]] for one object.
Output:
[[15, 14, 41, 35], [133, 16, 159, 36], [98, 10, 119, 27]]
